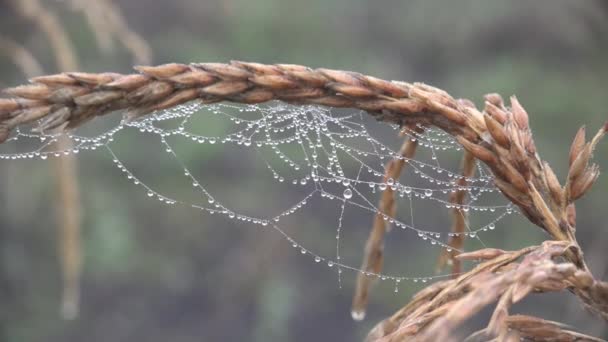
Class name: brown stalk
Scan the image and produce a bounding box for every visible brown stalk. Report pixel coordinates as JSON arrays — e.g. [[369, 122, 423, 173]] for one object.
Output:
[[9, 0, 151, 319], [68, 0, 152, 64], [375, 242, 593, 342], [0, 35, 44, 78], [1, 61, 606, 339], [352, 125, 422, 320], [11, 0, 83, 319], [466, 315, 606, 342], [436, 150, 476, 276]]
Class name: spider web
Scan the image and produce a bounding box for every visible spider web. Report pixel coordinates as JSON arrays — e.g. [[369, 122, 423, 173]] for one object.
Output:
[[0, 101, 515, 292]]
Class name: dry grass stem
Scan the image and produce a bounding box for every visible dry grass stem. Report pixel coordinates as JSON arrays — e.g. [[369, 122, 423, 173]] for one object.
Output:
[[10, 0, 84, 319], [436, 150, 476, 276], [0, 35, 44, 78], [352, 125, 422, 320], [68, 0, 152, 64], [53, 135, 82, 320], [465, 315, 606, 342]]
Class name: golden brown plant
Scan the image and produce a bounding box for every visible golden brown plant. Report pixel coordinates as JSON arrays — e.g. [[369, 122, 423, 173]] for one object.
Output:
[[7, 0, 152, 319], [435, 150, 476, 276], [10, 0, 84, 319], [0, 61, 606, 340], [67, 0, 152, 64], [352, 124, 422, 320], [0, 35, 44, 78]]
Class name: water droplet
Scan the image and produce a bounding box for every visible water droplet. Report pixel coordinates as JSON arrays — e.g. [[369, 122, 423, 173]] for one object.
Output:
[[327, 261, 334, 267], [314, 256, 321, 263], [424, 189, 433, 197], [343, 189, 353, 199], [351, 309, 366, 321], [489, 223, 496, 230]]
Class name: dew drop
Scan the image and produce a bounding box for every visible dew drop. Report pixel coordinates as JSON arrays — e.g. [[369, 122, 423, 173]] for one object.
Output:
[[351, 309, 366, 321], [343, 188, 353, 199]]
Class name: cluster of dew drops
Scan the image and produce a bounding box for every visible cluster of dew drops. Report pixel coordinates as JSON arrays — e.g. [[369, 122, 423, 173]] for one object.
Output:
[[0, 101, 516, 291]]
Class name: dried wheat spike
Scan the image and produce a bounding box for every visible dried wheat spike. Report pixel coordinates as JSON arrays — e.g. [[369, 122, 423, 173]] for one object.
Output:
[[370, 242, 605, 341], [2, 61, 607, 338]]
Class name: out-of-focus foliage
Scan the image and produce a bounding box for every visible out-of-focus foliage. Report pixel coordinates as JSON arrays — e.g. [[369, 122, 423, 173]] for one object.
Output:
[[0, 1, 607, 341]]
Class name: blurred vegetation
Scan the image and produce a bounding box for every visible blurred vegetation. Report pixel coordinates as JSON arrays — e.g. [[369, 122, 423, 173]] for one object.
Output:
[[1, 0, 607, 341]]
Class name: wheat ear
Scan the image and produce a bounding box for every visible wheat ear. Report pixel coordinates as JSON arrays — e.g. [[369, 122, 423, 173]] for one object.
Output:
[[1, 61, 606, 339]]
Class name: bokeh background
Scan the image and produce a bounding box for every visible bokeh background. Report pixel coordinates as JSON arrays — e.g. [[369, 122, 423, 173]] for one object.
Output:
[[1, 0, 607, 341]]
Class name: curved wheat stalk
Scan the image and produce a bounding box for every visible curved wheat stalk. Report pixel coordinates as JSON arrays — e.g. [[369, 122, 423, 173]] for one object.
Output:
[[1, 61, 606, 340]]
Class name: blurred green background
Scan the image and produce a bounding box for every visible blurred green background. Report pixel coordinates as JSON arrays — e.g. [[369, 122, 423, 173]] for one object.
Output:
[[1, 0, 607, 341]]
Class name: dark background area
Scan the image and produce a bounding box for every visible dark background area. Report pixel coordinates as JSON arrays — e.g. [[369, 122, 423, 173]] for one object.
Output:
[[1, 0, 607, 341]]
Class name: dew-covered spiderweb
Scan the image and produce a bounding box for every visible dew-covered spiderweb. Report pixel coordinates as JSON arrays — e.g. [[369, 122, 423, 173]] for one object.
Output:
[[0, 101, 516, 292]]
